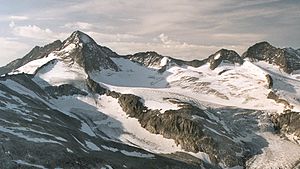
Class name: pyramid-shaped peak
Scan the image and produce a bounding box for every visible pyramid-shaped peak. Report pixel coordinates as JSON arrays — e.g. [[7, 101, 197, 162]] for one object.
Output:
[[66, 30, 96, 44]]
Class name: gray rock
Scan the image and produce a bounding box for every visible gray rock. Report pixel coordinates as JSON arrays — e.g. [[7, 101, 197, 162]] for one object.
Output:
[[271, 110, 300, 139], [208, 49, 243, 70], [267, 91, 292, 109], [45, 84, 88, 98], [265, 74, 273, 89], [242, 42, 300, 73], [86, 77, 107, 95], [58, 31, 120, 73], [116, 93, 253, 167]]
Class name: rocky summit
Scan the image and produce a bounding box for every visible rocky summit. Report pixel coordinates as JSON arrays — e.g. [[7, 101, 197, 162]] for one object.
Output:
[[0, 31, 300, 169]]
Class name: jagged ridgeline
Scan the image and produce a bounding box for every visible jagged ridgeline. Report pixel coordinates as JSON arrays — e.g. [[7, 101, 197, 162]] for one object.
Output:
[[0, 31, 300, 169]]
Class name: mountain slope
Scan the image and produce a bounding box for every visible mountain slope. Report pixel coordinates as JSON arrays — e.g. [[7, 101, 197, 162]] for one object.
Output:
[[0, 40, 62, 75], [0, 74, 206, 169], [0, 31, 300, 169]]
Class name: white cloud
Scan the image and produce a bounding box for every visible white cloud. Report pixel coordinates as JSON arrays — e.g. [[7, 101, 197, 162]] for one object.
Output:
[[10, 24, 68, 42], [64, 22, 93, 30], [86, 31, 139, 43], [9, 21, 15, 28], [9, 15, 29, 20], [101, 32, 250, 60], [103, 36, 246, 61], [12, 24, 54, 40], [0, 37, 30, 66]]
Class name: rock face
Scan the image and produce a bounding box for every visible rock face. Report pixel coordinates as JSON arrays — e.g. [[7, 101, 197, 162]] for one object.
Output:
[[208, 49, 243, 70], [115, 93, 252, 167], [242, 42, 300, 73], [125, 51, 208, 71], [55, 31, 119, 73], [267, 91, 292, 109], [265, 74, 273, 89], [45, 84, 88, 98], [126, 51, 165, 68], [271, 110, 300, 142], [86, 76, 107, 95], [0, 40, 62, 75]]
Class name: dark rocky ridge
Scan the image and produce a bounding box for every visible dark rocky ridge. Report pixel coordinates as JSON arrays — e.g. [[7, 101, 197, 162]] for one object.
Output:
[[123, 51, 207, 73], [115, 94, 257, 167], [45, 84, 88, 98], [0, 40, 62, 75], [125, 51, 165, 68], [242, 41, 300, 73], [122, 49, 242, 72], [207, 49, 243, 70]]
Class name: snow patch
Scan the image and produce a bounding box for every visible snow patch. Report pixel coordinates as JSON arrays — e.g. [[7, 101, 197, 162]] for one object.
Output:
[[214, 53, 221, 60], [160, 57, 170, 66], [143, 99, 180, 113], [101, 145, 119, 152], [80, 122, 96, 137], [120, 150, 155, 158], [85, 140, 101, 151], [16, 53, 57, 74]]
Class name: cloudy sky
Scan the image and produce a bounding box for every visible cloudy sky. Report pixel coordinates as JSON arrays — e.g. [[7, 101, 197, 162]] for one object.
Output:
[[0, 0, 299, 66]]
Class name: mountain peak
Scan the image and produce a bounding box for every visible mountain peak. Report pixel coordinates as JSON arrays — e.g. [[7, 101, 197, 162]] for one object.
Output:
[[65, 30, 96, 45], [242, 41, 280, 60], [54, 30, 120, 73], [208, 48, 243, 70], [242, 41, 300, 73]]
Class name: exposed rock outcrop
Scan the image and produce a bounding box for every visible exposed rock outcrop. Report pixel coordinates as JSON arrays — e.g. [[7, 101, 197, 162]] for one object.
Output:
[[116, 93, 247, 167], [265, 74, 273, 89], [45, 84, 88, 98], [271, 110, 300, 143], [124, 51, 208, 72], [86, 76, 107, 95], [208, 49, 243, 70], [126, 51, 165, 68], [267, 91, 292, 109], [242, 42, 300, 73]]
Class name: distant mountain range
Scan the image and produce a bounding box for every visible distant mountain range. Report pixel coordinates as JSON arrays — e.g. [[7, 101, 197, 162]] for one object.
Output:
[[0, 31, 299, 169]]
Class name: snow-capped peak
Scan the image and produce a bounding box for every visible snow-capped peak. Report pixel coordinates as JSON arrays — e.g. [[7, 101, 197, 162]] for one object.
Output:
[[67, 30, 95, 45]]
